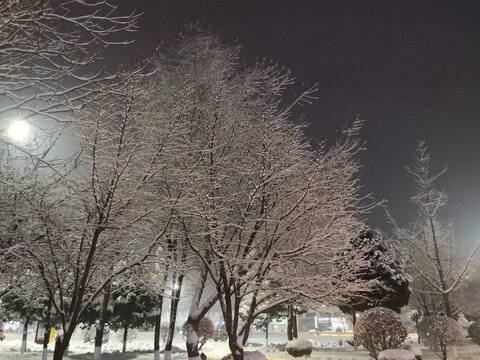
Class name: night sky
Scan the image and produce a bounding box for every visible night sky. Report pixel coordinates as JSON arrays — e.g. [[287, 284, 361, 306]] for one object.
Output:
[[116, 0, 480, 247]]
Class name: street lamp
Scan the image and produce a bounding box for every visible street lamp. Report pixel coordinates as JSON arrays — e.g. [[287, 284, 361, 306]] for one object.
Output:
[[7, 120, 30, 141]]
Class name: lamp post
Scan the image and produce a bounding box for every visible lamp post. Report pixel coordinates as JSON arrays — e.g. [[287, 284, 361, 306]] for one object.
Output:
[[1, 119, 31, 162], [7, 120, 30, 142]]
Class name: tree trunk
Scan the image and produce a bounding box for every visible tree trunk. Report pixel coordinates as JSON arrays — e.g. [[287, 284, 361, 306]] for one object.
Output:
[[186, 320, 201, 360], [94, 284, 111, 360], [154, 294, 164, 360], [219, 288, 245, 360], [352, 310, 358, 351], [164, 274, 183, 360], [43, 298, 53, 360], [415, 318, 420, 344], [265, 324, 269, 346], [292, 313, 298, 339], [443, 293, 453, 318], [229, 339, 244, 360], [428, 216, 454, 318], [20, 318, 29, 353], [185, 267, 218, 360], [122, 327, 128, 353], [440, 341, 447, 360], [53, 328, 74, 360], [53, 337, 67, 360], [54, 227, 105, 360], [287, 305, 293, 341]]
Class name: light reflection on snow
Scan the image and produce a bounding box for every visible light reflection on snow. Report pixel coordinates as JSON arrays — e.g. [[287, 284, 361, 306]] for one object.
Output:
[[205, 347, 231, 358]]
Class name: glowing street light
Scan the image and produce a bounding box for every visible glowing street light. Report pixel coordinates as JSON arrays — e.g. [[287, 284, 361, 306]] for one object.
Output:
[[7, 120, 30, 141]]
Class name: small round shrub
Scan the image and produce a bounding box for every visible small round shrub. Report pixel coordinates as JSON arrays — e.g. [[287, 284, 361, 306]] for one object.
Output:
[[468, 319, 480, 345], [197, 317, 214, 341], [379, 349, 415, 360], [286, 339, 313, 357], [401, 344, 422, 360], [418, 316, 465, 360], [355, 307, 407, 360]]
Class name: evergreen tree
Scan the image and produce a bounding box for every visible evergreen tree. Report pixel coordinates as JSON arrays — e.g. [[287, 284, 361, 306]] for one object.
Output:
[[252, 304, 288, 345], [337, 226, 411, 324], [2, 275, 48, 353], [110, 285, 156, 353]]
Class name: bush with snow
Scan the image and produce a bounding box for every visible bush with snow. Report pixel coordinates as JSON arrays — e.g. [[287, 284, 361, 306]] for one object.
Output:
[[355, 307, 407, 360], [286, 339, 313, 357], [379, 349, 415, 360], [401, 344, 422, 359], [468, 319, 480, 345], [418, 316, 465, 360], [222, 351, 267, 360]]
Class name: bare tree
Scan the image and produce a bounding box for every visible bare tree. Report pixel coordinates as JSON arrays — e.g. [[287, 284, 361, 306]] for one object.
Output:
[[2, 66, 182, 359], [0, 0, 138, 124], [149, 32, 374, 360], [0, 0, 140, 303], [391, 141, 480, 318]]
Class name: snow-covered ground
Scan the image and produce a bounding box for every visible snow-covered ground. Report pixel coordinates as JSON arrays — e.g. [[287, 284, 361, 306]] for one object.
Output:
[[1, 330, 479, 360]]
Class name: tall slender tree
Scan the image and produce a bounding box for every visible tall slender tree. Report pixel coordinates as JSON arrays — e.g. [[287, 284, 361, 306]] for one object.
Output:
[[391, 141, 480, 318]]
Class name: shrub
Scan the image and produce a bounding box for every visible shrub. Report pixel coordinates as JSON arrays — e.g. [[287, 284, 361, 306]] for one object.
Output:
[[401, 344, 422, 360], [286, 339, 313, 357], [355, 307, 407, 360], [468, 319, 480, 345], [379, 349, 415, 360], [221, 351, 267, 360], [418, 316, 465, 360], [197, 317, 214, 346]]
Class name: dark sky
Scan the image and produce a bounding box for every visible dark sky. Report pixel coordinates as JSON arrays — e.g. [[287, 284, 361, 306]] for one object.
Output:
[[117, 0, 480, 247]]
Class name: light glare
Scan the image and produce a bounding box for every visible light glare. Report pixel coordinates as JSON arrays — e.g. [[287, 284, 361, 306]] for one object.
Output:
[[7, 120, 30, 141]]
